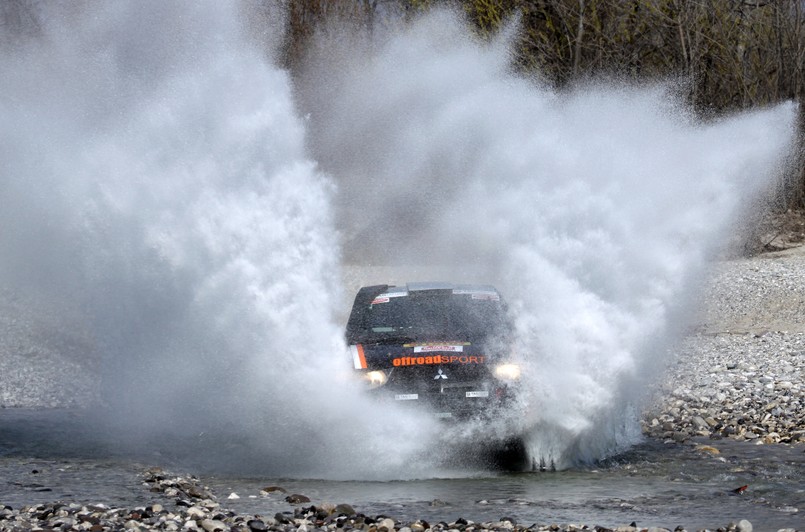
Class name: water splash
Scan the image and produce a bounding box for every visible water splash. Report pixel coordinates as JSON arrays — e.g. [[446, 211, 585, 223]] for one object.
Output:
[[0, 1, 440, 479], [1, 2, 797, 476], [298, 9, 798, 468]]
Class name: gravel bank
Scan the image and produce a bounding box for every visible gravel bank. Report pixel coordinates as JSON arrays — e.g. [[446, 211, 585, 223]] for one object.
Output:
[[642, 247, 805, 445], [642, 332, 804, 444]]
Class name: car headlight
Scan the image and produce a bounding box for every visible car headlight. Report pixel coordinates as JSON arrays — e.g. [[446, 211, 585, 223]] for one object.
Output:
[[493, 363, 521, 381], [363, 370, 388, 389]]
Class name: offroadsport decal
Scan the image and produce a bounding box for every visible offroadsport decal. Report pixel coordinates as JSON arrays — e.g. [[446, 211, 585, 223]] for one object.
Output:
[[350, 343, 486, 369], [393, 354, 484, 366]]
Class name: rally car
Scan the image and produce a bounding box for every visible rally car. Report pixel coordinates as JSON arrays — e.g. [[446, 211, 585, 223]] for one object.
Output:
[[345, 282, 522, 421]]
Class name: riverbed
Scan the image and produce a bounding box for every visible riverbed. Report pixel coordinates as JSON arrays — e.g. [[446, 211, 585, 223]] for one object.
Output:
[[1, 407, 802, 531]]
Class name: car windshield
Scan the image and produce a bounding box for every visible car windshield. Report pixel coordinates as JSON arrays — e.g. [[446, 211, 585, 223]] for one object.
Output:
[[361, 292, 509, 343]]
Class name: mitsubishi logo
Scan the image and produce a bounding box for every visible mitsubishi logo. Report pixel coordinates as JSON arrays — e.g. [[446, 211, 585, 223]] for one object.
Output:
[[434, 368, 448, 380]]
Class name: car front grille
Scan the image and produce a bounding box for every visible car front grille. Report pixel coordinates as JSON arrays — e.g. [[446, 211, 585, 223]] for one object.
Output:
[[381, 365, 504, 419]]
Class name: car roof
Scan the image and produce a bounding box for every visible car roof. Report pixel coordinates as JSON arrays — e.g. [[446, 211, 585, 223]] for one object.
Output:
[[382, 282, 500, 296]]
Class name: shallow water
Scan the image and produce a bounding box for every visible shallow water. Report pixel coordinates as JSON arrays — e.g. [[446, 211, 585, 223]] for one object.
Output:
[[1, 409, 802, 531], [201, 440, 804, 531]]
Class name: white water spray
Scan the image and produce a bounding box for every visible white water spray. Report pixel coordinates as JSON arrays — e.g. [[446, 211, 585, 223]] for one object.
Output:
[[298, 9, 798, 468], [0, 2, 440, 479], [1, 3, 797, 476]]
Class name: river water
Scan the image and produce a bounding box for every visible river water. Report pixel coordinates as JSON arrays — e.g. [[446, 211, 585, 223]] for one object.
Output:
[[1, 409, 802, 531]]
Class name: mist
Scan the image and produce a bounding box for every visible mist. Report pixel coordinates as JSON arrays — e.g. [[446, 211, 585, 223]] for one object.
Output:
[[0, 2, 798, 475], [0, 1, 442, 479], [296, 9, 798, 467]]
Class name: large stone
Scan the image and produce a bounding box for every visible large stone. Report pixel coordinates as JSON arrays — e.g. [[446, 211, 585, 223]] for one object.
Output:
[[691, 416, 709, 430], [186, 506, 206, 519], [694, 445, 720, 455], [334, 503, 356, 516], [247, 519, 266, 531], [672, 431, 689, 442], [378, 517, 395, 530], [200, 519, 226, 532]]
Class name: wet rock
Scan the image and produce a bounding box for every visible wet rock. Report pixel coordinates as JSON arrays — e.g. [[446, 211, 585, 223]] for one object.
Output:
[[694, 445, 720, 454], [691, 416, 709, 430], [274, 512, 293, 524], [285, 493, 311, 504], [247, 518, 267, 531], [378, 517, 396, 530], [181, 482, 214, 500], [200, 518, 227, 531], [671, 431, 688, 442], [335, 503, 356, 515], [186, 506, 206, 519]]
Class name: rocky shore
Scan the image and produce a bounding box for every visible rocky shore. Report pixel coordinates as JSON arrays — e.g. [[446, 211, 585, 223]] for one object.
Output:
[[641, 331, 804, 445], [0, 469, 781, 532], [641, 247, 805, 445]]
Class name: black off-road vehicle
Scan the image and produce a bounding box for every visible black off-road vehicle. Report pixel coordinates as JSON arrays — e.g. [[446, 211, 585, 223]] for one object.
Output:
[[345, 282, 522, 421]]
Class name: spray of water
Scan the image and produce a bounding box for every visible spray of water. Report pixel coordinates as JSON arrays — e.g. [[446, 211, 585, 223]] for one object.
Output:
[[0, 1, 442, 479], [1, 3, 797, 476], [297, 9, 799, 468]]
